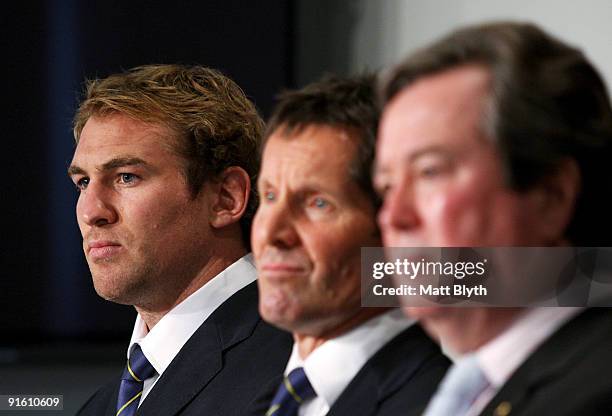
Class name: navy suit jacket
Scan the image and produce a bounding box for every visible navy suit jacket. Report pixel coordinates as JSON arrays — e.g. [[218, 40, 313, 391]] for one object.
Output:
[[249, 323, 450, 416], [77, 281, 293, 416], [479, 308, 612, 416]]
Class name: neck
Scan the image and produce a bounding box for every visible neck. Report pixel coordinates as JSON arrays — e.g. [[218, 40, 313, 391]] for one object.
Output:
[[294, 307, 388, 359], [422, 307, 523, 356], [136, 245, 247, 330]]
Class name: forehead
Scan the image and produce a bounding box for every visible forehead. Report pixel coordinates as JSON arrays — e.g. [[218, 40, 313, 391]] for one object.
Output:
[[72, 114, 178, 164], [261, 124, 357, 181], [378, 65, 492, 163]]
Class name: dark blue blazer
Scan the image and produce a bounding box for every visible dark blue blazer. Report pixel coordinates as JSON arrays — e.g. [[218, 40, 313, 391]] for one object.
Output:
[[249, 322, 450, 416], [77, 281, 293, 416], [479, 308, 612, 416]]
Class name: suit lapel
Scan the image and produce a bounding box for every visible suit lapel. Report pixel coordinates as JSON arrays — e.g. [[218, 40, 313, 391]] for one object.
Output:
[[136, 320, 223, 415], [328, 325, 443, 416], [106, 384, 120, 416], [77, 378, 122, 416], [480, 308, 612, 416], [250, 374, 285, 415], [135, 282, 261, 415]]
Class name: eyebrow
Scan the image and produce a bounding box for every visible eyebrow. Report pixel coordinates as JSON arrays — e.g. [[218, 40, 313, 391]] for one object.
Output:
[[406, 145, 452, 163], [67, 157, 149, 177], [373, 145, 451, 177], [257, 177, 346, 198]]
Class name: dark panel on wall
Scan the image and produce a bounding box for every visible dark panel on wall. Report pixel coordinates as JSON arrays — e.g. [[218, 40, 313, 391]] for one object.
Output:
[[1, 0, 294, 346], [294, 0, 358, 86], [2, 3, 48, 339]]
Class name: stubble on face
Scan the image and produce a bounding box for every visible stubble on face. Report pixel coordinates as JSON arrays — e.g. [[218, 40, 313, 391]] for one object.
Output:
[[72, 114, 213, 312]]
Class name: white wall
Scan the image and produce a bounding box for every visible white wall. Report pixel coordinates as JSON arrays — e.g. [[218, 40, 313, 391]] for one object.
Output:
[[349, 0, 612, 92]]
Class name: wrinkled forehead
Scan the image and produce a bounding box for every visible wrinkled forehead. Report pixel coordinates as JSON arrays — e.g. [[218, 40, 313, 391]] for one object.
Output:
[[262, 124, 358, 179]]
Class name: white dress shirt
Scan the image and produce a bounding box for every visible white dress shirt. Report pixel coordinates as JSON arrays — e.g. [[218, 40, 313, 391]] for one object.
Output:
[[126, 254, 257, 406], [464, 307, 583, 416], [284, 309, 415, 416]]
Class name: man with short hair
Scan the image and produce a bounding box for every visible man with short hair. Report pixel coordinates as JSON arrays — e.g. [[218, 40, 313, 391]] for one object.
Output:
[[252, 75, 449, 416], [376, 22, 612, 415], [69, 64, 292, 416]]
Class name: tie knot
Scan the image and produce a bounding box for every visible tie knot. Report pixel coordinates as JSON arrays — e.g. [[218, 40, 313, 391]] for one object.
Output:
[[423, 354, 489, 416], [267, 367, 317, 416], [442, 355, 488, 400], [284, 367, 316, 403], [122, 344, 156, 383]]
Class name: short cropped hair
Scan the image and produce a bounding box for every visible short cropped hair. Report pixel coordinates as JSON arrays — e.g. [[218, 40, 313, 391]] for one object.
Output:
[[73, 64, 264, 247], [266, 74, 381, 209], [382, 22, 612, 245]]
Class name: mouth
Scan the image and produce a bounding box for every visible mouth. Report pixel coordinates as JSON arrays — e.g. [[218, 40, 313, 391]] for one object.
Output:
[[259, 262, 309, 280], [87, 241, 122, 261]]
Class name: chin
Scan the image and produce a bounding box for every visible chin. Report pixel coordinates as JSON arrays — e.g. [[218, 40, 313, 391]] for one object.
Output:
[[93, 286, 130, 305], [259, 297, 295, 329], [402, 307, 459, 347], [402, 306, 445, 320], [92, 276, 142, 306], [94, 288, 128, 304], [260, 302, 325, 336], [262, 312, 302, 334]]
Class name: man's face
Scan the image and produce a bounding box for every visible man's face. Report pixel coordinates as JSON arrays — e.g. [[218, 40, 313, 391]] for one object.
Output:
[[375, 65, 555, 321], [253, 125, 379, 335], [69, 113, 213, 308], [375, 65, 548, 250]]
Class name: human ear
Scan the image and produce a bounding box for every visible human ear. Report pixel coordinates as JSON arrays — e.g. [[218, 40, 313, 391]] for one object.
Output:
[[533, 158, 581, 243], [209, 166, 251, 229]]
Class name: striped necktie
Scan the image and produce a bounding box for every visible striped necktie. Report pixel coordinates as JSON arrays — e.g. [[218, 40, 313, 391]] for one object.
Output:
[[116, 344, 156, 416], [266, 367, 317, 416]]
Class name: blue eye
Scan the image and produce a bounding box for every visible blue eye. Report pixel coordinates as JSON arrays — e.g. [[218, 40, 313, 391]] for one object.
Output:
[[119, 173, 137, 184], [419, 165, 442, 178], [313, 197, 328, 208], [264, 191, 275, 201]]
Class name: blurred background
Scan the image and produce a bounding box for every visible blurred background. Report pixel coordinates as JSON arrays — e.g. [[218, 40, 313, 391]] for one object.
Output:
[[2, 0, 611, 414]]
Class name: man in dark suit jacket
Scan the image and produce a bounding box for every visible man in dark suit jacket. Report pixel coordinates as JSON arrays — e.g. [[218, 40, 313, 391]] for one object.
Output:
[[250, 75, 450, 416], [69, 64, 292, 415], [78, 282, 292, 416], [480, 308, 612, 416], [375, 21, 612, 416]]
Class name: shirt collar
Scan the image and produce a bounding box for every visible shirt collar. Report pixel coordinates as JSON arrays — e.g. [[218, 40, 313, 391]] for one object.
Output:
[[475, 307, 583, 388], [285, 309, 414, 409], [127, 253, 257, 375]]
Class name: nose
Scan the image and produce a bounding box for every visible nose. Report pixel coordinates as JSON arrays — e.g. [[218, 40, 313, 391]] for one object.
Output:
[[253, 202, 300, 251], [378, 183, 420, 234], [77, 182, 118, 228]]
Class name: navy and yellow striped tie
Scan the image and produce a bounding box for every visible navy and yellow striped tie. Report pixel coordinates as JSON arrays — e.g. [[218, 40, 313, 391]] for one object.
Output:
[[116, 344, 156, 416], [266, 367, 316, 416]]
